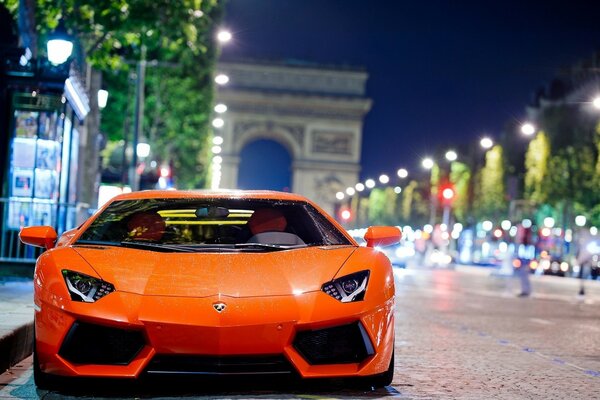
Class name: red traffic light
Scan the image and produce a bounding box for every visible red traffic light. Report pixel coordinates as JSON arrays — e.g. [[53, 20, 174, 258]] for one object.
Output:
[[339, 208, 352, 221], [438, 183, 456, 204], [442, 187, 455, 200]]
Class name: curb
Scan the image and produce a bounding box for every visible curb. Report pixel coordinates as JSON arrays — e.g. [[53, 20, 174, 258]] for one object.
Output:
[[0, 321, 34, 373]]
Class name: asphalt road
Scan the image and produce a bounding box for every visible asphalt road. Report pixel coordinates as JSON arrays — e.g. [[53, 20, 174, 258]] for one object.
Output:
[[1, 265, 598, 399]]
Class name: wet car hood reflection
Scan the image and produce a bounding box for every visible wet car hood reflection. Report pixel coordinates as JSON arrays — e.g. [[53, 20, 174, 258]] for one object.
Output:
[[71, 246, 357, 298]]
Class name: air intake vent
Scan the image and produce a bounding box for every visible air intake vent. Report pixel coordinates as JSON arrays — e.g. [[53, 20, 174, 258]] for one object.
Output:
[[59, 321, 145, 365], [293, 321, 374, 365]]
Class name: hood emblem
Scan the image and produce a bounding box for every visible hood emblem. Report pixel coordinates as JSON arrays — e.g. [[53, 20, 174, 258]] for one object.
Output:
[[213, 302, 226, 313]]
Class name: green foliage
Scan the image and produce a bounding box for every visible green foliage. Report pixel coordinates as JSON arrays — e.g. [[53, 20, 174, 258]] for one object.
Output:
[[473, 145, 506, 219], [449, 161, 471, 222], [29, 0, 223, 189], [368, 187, 398, 226], [524, 131, 550, 204], [401, 180, 428, 226]]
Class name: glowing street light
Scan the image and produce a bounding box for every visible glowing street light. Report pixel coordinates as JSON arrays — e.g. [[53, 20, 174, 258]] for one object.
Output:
[[445, 150, 457, 161], [136, 143, 150, 158], [212, 136, 224, 145], [575, 215, 587, 227], [422, 157, 434, 170], [480, 137, 493, 149], [97, 89, 109, 109], [593, 96, 600, 110], [365, 179, 376, 189], [346, 187, 356, 196], [212, 118, 224, 128], [355, 183, 365, 192], [379, 174, 389, 184], [211, 145, 222, 154], [397, 168, 408, 178], [335, 191, 345, 200], [214, 103, 227, 113], [394, 186, 402, 194], [216, 30, 232, 43], [214, 74, 229, 85], [521, 122, 535, 136], [47, 21, 73, 65]]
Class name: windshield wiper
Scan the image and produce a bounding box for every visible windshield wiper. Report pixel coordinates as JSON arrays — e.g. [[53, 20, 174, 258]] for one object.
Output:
[[120, 241, 195, 253], [233, 243, 307, 251]]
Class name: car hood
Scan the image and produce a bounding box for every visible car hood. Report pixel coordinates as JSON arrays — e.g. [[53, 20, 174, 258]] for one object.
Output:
[[72, 245, 356, 298]]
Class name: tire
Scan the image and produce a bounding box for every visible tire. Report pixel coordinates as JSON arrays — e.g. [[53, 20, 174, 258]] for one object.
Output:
[[33, 330, 60, 390]]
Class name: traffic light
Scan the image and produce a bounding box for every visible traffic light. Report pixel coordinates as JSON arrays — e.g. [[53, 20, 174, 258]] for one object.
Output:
[[439, 183, 456, 205], [339, 207, 352, 222]]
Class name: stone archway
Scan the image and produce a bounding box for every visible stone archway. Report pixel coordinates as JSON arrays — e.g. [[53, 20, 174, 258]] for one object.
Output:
[[216, 61, 371, 216]]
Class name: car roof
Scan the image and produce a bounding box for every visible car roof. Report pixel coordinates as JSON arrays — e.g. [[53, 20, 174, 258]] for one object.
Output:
[[111, 190, 311, 203]]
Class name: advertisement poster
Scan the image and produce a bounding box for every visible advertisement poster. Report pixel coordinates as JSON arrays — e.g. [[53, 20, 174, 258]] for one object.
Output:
[[11, 137, 36, 168], [33, 203, 53, 226], [11, 168, 34, 197], [38, 111, 58, 140], [34, 169, 56, 199], [36, 139, 60, 170], [7, 201, 32, 229], [14, 111, 38, 138]]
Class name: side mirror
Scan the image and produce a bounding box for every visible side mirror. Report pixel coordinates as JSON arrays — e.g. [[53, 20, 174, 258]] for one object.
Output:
[[19, 226, 58, 250], [364, 226, 401, 248]]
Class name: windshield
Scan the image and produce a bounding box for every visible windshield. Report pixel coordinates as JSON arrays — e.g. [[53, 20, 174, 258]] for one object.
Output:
[[76, 198, 351, 251]]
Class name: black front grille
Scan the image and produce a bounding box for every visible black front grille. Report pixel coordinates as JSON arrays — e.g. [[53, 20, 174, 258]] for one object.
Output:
[[293, 321, 375, 365], [59, 321, 145, 365], [145, 355, 294, 375]]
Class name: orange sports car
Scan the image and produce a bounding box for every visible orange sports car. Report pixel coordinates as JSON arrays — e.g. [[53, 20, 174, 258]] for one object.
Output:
[[20, 190, 400, 389]]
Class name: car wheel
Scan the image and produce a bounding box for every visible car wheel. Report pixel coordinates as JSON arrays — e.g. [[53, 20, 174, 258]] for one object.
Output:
[[33, 331, 60, 390], [365, 350, 394, 388]]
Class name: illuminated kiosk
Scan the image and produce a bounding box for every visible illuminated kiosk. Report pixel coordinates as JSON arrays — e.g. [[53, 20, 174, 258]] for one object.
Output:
[[215, 60, 372, 216]]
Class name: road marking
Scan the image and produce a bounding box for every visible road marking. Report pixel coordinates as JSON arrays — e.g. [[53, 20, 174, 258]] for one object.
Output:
[[529, 318, 554, 325]]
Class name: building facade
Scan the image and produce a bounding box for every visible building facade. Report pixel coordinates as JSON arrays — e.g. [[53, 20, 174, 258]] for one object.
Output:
[[215, 60, 372, 215]]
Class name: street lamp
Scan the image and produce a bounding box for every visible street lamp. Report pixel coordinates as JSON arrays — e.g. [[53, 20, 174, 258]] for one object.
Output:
[[592, 96, 600, 110], [214, 103, 227, 113], [47, 21, 73, 65], [216, 30, 232, 43], [379, 174, 389, 184], [212, 136, 224, 145], [214, 74, 229, 85], [346, 187, 356, 196], [422, 157, 434, 169], [335, 191, 345, 200], [355, 183, 365, 192], [212, 118, 224, 128], [365, 179, 376, 189], [97, 89, 108, 109], [445, 150, 457, 161], [521, 122, 535, 136], [480, 137, 493, 149], [397, 168, 408, 178]]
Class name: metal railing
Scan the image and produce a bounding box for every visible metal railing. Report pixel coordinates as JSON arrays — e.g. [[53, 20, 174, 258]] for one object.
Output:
[[0, 197, 95, 264]]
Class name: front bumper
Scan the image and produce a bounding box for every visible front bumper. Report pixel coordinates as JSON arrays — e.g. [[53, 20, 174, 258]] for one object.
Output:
[[35, 289, 394, 379]]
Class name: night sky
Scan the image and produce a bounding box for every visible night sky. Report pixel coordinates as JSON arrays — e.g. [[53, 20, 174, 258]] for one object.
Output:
[[221, 0, 600, 190]]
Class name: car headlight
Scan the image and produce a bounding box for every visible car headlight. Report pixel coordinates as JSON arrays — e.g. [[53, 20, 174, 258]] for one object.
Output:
[[62, 270, 115, 303], [322, 270, 369, 303]]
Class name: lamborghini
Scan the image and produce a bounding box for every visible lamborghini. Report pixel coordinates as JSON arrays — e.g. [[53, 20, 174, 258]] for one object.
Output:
[[20, 190, 400, 389]]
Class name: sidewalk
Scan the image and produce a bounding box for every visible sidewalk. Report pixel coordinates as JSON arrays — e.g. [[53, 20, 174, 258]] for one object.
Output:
[[0, 277, 34, 373]]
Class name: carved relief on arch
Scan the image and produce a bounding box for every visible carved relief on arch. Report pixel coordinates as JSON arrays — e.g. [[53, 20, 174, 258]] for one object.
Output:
[[232, 120, 305, 158]]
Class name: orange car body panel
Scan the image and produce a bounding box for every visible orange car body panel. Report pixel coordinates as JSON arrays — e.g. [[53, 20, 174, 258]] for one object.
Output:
[[31, 190, 396, 379]]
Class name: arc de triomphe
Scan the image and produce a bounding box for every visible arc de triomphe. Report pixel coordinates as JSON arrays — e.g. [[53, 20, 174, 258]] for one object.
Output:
[[215, 60, 372, 215]]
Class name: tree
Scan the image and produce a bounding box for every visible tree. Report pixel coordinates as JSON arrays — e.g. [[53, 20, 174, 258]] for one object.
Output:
[[524, 131, 550, 204], [368, 187, 398, 226], [401, 180, 429, 227], [473, 145, 506, 219], [27, 0, 223, 189], [449, 161, 471, 222]]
